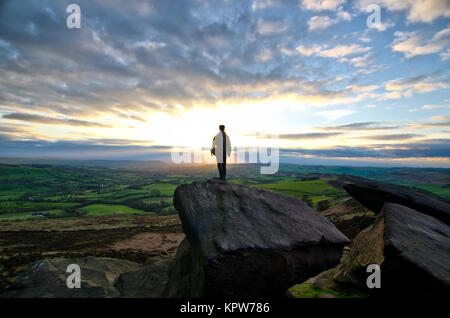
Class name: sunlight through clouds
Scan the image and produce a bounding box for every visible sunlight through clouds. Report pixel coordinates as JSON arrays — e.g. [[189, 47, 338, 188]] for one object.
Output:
[[0, 0, 448, 166]]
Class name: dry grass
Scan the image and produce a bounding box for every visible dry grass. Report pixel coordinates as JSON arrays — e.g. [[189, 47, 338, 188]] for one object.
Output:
[[0, 214, 181, 232]]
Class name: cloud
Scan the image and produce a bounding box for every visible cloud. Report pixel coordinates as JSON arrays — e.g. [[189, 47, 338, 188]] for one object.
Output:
[[0, 139, 172, 160], [344, 52, 374, 68], [0, 123, 31, 134], [296, 44, 324, 56], [1, 0, 281, 117], [281, 139, 450, 159], [256, 19, 289, 36], [409, 116, 450, 129], [404, 0, 450, 22], [3, 137, 448, 162], [246, 131, 343, 139], [357, 0, 450, 23], [277, 132, 342, 139], [295, 43, 373, 68], [391, 26, 450, 59], [1, 0, 372, 124], [307, 7, 352, 31], [0, 123, 44, 141], [254, 47, 274, 62], [346, 84, 378, 93], [308, 16, 336, 30], [82, 138, 155, 146], [421, 104, 450, 110], [301, 0, 346, 11], [2, 112, 112, 128], [316, 121, 400, 131], [362, 134, 423, 141], [367, 21, 395, 32], [336, 9, 352, 21], [115, 111, 149, 122], [318, 44, 371, 59], [429, 115, 450, 122], [0, 0, 448, 166], [386, 80, 447, 93], [440, 48, 450, 60], [252, 0, 280, 10], [382, 73, 448, 100]]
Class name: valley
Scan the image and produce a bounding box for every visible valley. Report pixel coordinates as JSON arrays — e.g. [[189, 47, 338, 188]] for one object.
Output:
[[0, 159, 449, 296]]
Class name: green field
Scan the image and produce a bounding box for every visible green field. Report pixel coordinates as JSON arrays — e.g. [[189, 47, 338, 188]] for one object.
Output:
[[79, 204, 150, 216], [254, 179, 346, 208], [141, 183, 178, 196], [0, 162, 448, 222], [378, 181, 450, 199], [278, 165, 450, 199]]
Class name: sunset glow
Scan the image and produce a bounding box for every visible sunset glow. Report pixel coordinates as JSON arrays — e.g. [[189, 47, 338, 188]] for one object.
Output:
[[0, 0, 449, 166]]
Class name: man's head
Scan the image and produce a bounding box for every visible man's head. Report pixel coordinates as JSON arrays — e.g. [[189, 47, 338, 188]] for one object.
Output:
[[219, 125, 225, 131]]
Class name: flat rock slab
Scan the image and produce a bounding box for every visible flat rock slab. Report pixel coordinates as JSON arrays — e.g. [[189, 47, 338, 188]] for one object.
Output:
[[341, 175, 450, 225], [168, 179, 349, 297], [383, 203, 450, 288]]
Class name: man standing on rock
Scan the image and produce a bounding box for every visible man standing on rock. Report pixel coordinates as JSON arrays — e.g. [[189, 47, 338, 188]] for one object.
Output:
[[211, 125, 231, 180]]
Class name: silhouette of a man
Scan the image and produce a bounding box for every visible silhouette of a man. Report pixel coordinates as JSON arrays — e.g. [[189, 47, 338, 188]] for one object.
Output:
[[211, 125, 231, 180]]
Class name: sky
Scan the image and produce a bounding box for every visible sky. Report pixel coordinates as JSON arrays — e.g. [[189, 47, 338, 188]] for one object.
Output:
[[0, 0, 449, 167]]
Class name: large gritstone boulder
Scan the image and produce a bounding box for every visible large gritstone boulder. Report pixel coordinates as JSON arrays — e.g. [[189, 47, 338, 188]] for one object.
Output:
[[163, 179, 349, 297], [341, 175, 450, 225], [334, 202, 450, 296]]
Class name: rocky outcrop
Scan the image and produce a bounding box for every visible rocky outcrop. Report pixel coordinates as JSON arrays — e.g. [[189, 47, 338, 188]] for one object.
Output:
[[164, 179, 349, 297], [0, 256, 171, 298], [0, 257, 140, 298], [114, 256, 172, 297], [321, 198, 376, 239], [163, 238, 203, 297], [333, 211, 385, 288], [341, 175, 450, 224], [334, 202, 450, 296]]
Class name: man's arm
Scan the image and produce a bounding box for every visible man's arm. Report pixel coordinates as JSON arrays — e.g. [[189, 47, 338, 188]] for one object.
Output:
[[210, 137, 216, 155]]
